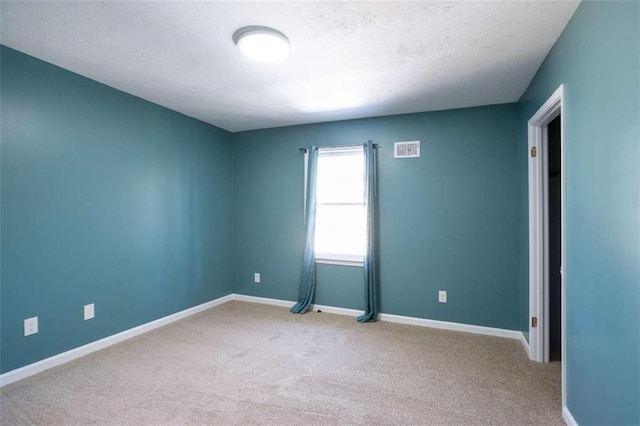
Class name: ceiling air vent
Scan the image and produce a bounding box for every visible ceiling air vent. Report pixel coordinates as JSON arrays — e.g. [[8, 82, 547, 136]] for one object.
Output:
[[394, 141, 420, 158]]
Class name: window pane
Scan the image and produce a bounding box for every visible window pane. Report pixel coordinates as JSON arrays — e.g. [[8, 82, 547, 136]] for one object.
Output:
[[315, 204, 365, 256], [316, 151, 364, 204]]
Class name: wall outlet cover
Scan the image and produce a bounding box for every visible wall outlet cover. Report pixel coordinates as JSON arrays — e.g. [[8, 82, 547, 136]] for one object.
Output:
[[254, 273, 261, 283], [84, 303, 95, 320], [438, 291, 447, 303], [24, 317, 38, 336]]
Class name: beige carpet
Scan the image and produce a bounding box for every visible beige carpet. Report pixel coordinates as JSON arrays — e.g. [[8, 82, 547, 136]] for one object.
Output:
[[1, 301, 563, 425]]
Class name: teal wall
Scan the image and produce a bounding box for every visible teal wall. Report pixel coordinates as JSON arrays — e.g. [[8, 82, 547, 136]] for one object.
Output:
[[517, 1, 639, 424], [233, 104, 521, 330], [0, 46, 234, 373], [517, 108, 530, 343]]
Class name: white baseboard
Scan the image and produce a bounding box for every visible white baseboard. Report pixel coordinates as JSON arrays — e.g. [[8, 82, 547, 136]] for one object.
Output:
[[563, 406, 578, 426], [520, 332, 530, 357], [232, 294, 364, 318], [0, 294, 234, 388], [311, 303, 363, 317], [378, 312, 522, 339], [232, 294, 521, 340], [233, 294, 295, 308]]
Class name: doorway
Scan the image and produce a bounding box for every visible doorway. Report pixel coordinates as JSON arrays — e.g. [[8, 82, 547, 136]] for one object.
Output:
[[547, 115, 562, 362], [527, 84, 566, 406]]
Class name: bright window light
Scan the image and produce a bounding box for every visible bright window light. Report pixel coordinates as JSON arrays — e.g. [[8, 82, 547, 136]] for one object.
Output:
[[314, 147, 365, 263]]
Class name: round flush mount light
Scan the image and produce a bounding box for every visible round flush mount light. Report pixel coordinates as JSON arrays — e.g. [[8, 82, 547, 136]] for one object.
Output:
[[233, 26, 291, 63]]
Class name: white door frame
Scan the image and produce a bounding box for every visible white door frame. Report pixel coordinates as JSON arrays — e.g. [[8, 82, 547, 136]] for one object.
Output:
[[528, 84, 566, 406]]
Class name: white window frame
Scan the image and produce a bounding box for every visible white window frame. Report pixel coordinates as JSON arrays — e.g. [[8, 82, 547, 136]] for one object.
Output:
[[311, 146, 365, 267]]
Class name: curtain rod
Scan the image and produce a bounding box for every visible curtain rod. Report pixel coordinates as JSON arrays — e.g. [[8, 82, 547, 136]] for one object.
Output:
[[299, 143, 379, 153]]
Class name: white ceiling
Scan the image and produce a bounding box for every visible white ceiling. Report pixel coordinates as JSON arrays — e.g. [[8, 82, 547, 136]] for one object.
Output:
[[0, 1, 579, 132]]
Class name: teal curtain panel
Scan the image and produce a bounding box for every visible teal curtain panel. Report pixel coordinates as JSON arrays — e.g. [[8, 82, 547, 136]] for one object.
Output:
[[291, 147, 319, 314], [358, 140, 379, 323]]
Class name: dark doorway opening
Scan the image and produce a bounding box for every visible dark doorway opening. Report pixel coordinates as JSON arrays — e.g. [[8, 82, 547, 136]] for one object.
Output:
[[548, 115, 562, 362]]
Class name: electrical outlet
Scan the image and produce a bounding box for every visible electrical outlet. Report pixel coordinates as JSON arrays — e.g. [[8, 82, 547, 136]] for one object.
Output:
[[24, 317, 38, 336], [438, 291, 447, 303], [84, 303, 95, 320], [254, 273, 261, 283]]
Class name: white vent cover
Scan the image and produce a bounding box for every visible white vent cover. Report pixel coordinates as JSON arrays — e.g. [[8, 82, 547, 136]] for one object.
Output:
[[394, 140, 420, 158]]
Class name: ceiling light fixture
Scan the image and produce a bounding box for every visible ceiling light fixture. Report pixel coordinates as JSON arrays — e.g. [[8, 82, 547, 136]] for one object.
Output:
[[233, 26, 291, 63]]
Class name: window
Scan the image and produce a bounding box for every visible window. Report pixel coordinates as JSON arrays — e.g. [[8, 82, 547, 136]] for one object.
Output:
[[314, 146, 366, 265]]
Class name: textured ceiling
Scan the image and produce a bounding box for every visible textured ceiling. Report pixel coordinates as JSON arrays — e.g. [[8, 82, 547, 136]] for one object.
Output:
[[1, 1, 579, 132]]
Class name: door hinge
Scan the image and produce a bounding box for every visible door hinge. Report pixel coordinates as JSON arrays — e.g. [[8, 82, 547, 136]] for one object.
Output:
[[531, 317, 538, 328], [530, 146, 537, 158]]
